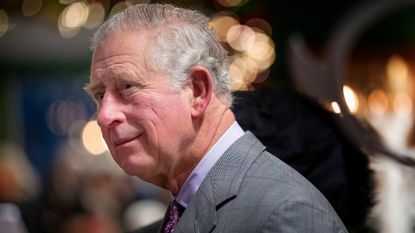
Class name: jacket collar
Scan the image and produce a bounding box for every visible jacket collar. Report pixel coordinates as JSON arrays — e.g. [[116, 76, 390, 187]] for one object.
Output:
[[173, 131, 266, 232]]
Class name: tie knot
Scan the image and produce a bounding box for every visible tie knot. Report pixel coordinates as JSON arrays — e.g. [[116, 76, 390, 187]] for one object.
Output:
[[171, 200, 184, 216]]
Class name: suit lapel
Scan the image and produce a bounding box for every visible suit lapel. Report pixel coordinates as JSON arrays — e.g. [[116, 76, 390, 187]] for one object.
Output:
[[175, 131, 266, 232]]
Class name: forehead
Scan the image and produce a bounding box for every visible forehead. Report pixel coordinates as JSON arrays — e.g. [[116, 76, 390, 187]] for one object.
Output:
[[90, 31, 158, 81], [92, 31, 149, 66]]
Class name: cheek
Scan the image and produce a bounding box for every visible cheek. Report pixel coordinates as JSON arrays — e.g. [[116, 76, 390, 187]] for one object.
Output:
[[100, 129, 111, 145], [101, 130, 117, 157]]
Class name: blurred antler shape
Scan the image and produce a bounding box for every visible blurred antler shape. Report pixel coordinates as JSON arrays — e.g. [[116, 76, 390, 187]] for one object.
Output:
[[289, 0, 415, 167]]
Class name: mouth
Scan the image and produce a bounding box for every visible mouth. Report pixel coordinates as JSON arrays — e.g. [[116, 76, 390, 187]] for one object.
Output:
[[113, 134, 142, 148]]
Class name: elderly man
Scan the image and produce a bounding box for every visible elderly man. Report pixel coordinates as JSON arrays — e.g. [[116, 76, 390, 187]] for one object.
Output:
[[85, 3, 347, 233]]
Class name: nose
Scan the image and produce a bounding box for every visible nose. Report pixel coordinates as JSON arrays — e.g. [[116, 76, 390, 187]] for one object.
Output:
[[96, 92, 124, 129]]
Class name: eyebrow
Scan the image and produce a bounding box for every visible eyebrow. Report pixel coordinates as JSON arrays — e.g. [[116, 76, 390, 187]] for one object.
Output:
[[84, 81, 103, 97]]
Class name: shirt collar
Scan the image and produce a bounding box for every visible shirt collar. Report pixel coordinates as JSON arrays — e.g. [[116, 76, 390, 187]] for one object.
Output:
[[175, 121, 245, 207]]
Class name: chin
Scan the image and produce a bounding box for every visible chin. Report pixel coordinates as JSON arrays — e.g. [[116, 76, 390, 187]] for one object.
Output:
[[119, 157, 153, 178]]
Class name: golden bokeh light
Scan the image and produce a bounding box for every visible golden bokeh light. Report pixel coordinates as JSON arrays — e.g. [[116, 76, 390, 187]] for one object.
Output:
[[386, 55, 409, 94], [62, 2, 89, 28], [227, 24, 255, 51], [393, 93, 412, 117], [58, 1, 90, 37], [22, 0, 43, 16], [343, 85, 359, 113], [229, 56, 258, 91], [225, 25, 275, 90], [330, 101, 342, 114], [0, 9, 9, 38], [82, 120, 108, 155], [209, 12, 239, 42], [368, 89, 389, 116], [229, 62, 246, 91], [244, 31, 276, 71], [83, 2, 105, 29]]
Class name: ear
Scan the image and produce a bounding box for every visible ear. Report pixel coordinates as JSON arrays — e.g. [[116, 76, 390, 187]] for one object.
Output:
[[189, 65, 213, 118]]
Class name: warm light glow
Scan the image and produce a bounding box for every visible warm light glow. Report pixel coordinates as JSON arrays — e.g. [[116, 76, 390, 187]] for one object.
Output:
[[237, 55, 258, 74], [368, 89, 389, 116], [244, 31, 276, 71], [246, 18, 272, 36], [393, 93, 412, 117], [343, 85, 359, 113], [83, 2, 105, 29], [209, 13, 239, 42], [0, 10, 9, 37], [216, 0, 245, 7], [82, 120, 107, 155], [226, 29, 275, 89], [62, 2, 89, 28], [330, 102, 341, 114], [22, 0, 43, 16], [229, 62, 246, 91], [109, 1, 129, 18], [229, 56, 257, 91], [227, 24, 255, 51], [58, 1, 89, 37], [386, 55, 409, 94]]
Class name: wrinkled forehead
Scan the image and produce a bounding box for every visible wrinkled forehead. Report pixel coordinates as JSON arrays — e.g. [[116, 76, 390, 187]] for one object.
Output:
[[91, 28, 165, 72], [93, 31, 149, 60]]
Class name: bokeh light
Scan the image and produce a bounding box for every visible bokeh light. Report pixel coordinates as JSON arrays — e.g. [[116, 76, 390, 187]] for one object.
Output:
[[368, 89, 389, 116], [210, 12, 275, 90], [393, 93, 412, 117], [229, 55, 259, 90], [330, 101, 342, 114], [244, 31, 276, 71], [387, 55, 409, 94], [82, 120, 108, 155], [58, 1, 90, 37], [343, 85, 359, 113], [47, 99, 88, 136], [83, 2, 106, 30], [63, 2, 89, 28], [227, 24, 256, 51], [209, 12, 239, 42]]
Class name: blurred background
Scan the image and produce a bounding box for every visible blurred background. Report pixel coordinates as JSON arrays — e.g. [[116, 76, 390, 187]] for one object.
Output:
[[1, 0, 415, 233]]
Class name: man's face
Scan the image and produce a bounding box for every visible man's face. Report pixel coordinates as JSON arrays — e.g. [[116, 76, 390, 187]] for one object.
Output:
[[88, 31, 193, 183]]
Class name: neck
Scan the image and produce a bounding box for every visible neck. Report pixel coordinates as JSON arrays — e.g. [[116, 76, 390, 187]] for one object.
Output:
[[166, 98, 235, 195]]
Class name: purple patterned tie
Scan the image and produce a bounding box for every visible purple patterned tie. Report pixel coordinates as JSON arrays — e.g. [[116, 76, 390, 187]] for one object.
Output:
[[163, 200, 184, 233]]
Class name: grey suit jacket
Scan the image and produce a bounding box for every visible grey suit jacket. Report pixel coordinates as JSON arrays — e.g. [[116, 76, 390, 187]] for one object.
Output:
[[162, 131, 348, 233]]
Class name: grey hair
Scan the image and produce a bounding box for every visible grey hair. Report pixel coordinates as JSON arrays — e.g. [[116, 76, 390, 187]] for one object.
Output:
[[91, 4, 233, 106]]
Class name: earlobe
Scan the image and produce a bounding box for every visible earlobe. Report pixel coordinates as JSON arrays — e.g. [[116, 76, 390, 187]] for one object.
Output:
[[189, 66, 212, 118]]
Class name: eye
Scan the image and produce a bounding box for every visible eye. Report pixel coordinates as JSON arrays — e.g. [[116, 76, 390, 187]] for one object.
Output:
[[94, 90, 105, 101], [121, 82, 135, 90]]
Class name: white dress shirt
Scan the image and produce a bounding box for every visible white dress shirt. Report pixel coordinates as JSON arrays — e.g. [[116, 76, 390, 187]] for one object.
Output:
[[175, 121, 245, 208]]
